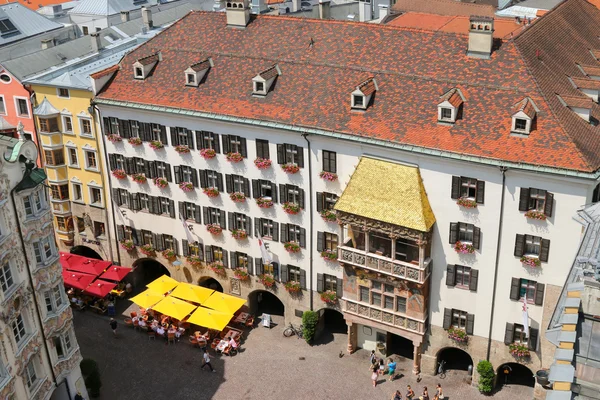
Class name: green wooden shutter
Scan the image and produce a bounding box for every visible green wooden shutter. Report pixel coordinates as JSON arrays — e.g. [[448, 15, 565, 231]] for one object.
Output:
[[442, 308, 452, 329], [317, 273, 324, 292], [544, 192, 554, 217], [504, 323, 514, 344], [445, 264, 456, 286], [518, 188, 530, 211], [510, 277, 520, 300], [451, 176, 460, 199]]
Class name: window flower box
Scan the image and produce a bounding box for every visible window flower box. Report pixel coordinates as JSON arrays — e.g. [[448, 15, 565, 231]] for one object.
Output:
[[320, 210, 337, 222], [320, 290, 337, 304], [209, 261, 226, 276], [282, 202, 301, 215], [233, 268, 249, 281], [226, 152, 243, 163], [524, 210, 547, 221], [447, 327, 469, 343], [284, 241, 301, 253], [107, 134, 122, 143], [229, 192, 246, 203], [281, 163, 300, 174], [119, 239, 135, 251], [256, 197, 273, 208], [520, 255, 541, 267], [259, 273, 275, 288], [200, 148, 216, 159], [149, 140, 164, 150], [254, 157, 272, 170], [206, 224, 222, 235], [509, 343, 530, 359], [174, 144, 190, 154], [132, 173, 147, 184], [319, 171, 338, 182], [128, 136, 142, 146], [284, 280, 302, 294], [179, 181, 194, 193], [321, 249, 338, 261], [139, 244, 155, 257], [162, 249, 176, 261], [154, 177, 168, 189], [457, 197, 477, 209], [112, 169, 127, 179], [454, 241, 475, 254], [186, 255, 203, 268], [203, 187, 219, 198], [232, 229, 248, 240]]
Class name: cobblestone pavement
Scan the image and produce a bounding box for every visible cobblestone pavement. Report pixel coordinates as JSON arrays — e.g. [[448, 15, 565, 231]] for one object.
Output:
[[74, 311, 535, 400]]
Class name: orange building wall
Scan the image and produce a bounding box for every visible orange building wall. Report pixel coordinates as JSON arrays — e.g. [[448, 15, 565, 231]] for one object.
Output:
[[0, 66, 38, 147]]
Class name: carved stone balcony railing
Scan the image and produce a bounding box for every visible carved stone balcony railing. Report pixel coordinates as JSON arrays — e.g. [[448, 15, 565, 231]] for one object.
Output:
[[338, 246, 431, 284], [344, 299, 426, 335]]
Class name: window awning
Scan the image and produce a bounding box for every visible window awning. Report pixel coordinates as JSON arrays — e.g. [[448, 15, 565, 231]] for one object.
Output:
[[334, 157, 435, 232], [14, 168, 47, 193], [33, 97, 60, 116]]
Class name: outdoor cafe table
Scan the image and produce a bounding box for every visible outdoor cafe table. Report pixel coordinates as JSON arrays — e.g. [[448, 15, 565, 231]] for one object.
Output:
[[233, 312, 249, 325], [216, 340, 229, 352], [223, 329, 240, 341]]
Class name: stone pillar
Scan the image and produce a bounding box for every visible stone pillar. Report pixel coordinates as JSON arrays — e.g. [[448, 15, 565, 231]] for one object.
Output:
[[412, 343, 422, 375], [347, 322, 357, 354]]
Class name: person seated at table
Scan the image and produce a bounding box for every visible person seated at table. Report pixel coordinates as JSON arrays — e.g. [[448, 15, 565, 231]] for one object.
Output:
[[132, 315, 139, 323], [156, 326, 165, 337], [126, 282, 132, 293], [168, 325, 176, 334], [229, 336, 238, 355], [70, 296, 79, 304], [138, 319, 147, 328], [67, 288, 75, 296]]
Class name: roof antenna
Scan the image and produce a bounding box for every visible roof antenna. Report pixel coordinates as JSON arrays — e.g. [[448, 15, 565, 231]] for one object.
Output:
[[308, 37, 314, 49]]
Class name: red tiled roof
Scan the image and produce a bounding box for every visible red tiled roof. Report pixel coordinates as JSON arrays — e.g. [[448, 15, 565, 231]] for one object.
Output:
[[259, 65, 279, 80], [90, 64, 119, 79], [561, 95, 594, 109], [137, 53, 159, 66], [571, 77, 600, 90], [358, 78, 376, 96], [190, 59, 211, 72], [447, 92, 463, 108], [390, 0, 495, 17], [592, 50, 600, 61], [12, 0, 60, 10], [97, 10, 594, 172], [513, 98, 536, 119], [581, 64, 600, 76]]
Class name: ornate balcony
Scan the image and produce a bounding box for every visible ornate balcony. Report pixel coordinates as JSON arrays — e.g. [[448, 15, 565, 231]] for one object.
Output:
[[344, 299, 426, 335]]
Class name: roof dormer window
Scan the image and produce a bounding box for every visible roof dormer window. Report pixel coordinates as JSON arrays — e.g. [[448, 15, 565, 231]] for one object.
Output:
[[187, 74, 195, 85], [437, 88, 464, 124], [252, 65, 280, 96], [133, 52, 160, 80], [185, 58, 213, 87], [511, 98, 537, 135], [351, 77, 377, 110], [255, 81, 265, 93], [558, 95, 593, 123], [135, 67, 143, 79], [352, 94, 364, 107]]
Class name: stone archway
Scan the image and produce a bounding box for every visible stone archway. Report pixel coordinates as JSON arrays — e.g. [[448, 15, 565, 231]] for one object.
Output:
[[248, 290, 284, 317], [436, 347, 474, 374], [318, 308, 347, 333], [198, 276, 223, 293], [497, 362, 535, 388], [129, 258, 170, 293], [70, 245, 102, 260]]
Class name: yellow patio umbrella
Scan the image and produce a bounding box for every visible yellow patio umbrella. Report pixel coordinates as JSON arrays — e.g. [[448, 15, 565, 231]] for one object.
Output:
[[146, 274, 179, 294], [170, 283, 214, 305], [202, 292, 246, 314], [187, 306, 232, 331], [151, 296, 197, 320], [130, 289, 164, 309]]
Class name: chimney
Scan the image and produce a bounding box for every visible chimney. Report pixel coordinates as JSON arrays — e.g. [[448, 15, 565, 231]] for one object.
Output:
[[226, 0, 250, 28], [467, 16, 494, 59], [319, 0, 330, 19], [358, 0, 372, 22], [141, 7, 153, 30], [41, 38, 54, 50], [120, 11, 130, 22], [91, 32, 102, 53], [291, 0, 300, 12]]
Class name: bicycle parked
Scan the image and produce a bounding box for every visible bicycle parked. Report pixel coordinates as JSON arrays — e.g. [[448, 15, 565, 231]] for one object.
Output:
[[283, 323, 304, 339], [437, 360, 447, 379]]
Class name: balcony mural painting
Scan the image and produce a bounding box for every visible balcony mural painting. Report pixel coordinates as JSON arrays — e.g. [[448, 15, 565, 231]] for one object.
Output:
[[319, 171, 338, 182], [256, 197, 273, 208], [203, 187, 219, 197], [131, 173, 147, 184], [149, 140, 164, 150], [320, 290, 337, 304], [119, 239, 135, 251], [233, 268, 249, 281], [254, 157, 271, 170], [174, 144, 190, 154], [206, 223, 223, 235], [186, 255, 203, 269], [520, 255, 541, 267], [524, 210, 547, 221], [179, 181, 194, 193], [509, 343, 530, 360], [284, 280, 301, 294], [447, 327, 469, 344], [282, 202, 301, 215], [154, 177, 168, 189], [321, 249, 337, 261], [226, 152, 243, 163], [139, 244, 155, 256], [454, 241, 475, 254], [112, 169, 127, 180], [456, 197, 477, 209], [259, 273, 276, 288], [284, 241, 301, 253], [128, 136, 142, 146], [231, 229, 248, 240], [209, 261, 226, 276], [320, 209, 337, 222], [281, 162, 300, 174], [107, 134, 122, 143], [200, 148, 216, 159], [229, 192, 245, 203]]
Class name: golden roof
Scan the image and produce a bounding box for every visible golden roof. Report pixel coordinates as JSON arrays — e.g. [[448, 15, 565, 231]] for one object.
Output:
[[334, 157, 435, 232]]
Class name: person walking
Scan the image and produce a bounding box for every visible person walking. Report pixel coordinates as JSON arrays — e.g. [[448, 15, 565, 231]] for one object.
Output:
[[434, 383, 444, 400], [370, 363, 379, 387], [421, 386, 430, 400], [406, 385, 415, 400], [201, 351, 215, 372], [369, 350, 376, 365], [109, 318, 117, 337], [387, 358, 397, 382], [379, 359, 385, 376], [392, 390, 403, 400]]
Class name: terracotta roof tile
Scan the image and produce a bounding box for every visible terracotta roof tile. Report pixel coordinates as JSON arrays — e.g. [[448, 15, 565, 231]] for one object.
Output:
[[581, 64, 600, 77], [90, 64, 119, 79], [390, 0, 495, 17], [190, 59, 211, 72], [259, 65, 279, 80], [592, 50, 600, 61], [561, 95, 594, 109], [447, 91, 463, 108], [358, 77, 376, 96], [571, 77, 600, 90], [137, 53, 159, 66], [513, 98, 536, 119]]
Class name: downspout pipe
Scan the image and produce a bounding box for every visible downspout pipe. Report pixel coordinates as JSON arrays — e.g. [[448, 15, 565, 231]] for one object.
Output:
[[302, 133, 314, 311], [487, 166, 508, 360], [10, 177, 58, 388]]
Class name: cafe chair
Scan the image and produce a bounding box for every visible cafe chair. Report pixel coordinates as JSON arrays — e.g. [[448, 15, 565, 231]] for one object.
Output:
[[167, 332, 176, 345], [189, 336, 199, 348], [125, 318, 133, 328], [148, 331, 156, 340], [245, 316, 254, 329]]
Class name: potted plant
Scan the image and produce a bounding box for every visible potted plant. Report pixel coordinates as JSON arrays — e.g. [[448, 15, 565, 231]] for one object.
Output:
[[256, 197, 273, 208], [119, 239, 135, 251], [200, 148, 216, 159], [154, 177, 168, 189], [284, 241, 301, 253], [112, 169, 127, 179], [281, 162, 300, 174], [187, 255, 203, 268], [226, 152, 243, 163], [509, 343, 531, 359], [454, 241, 475, 254], [81, 359, 102, 398], [149, 140, 164, 150], [321, 249, 337, 261], [302, 311, 318, 345], [525, 210, 547, 220], [174, 144, 190, 154], [234, 268, 249, 281], [131, 173, 147, 184], [229, 192, 246, 203], [231, 229, 247, 240], [259, 273, 275, 288], [128, 136, 142, 146], [520, 256, 541, 267], [284, 280, 301, 293], [210, 261, 226, 276], [457, 197, 477, 209], [179, 181, 194, 193], [206, 224, 223, 235], [254, 157, 272, 170], [139, 244, 155, 256], [162, 248, 176, 261], [319, 171, 338, 182], [203, 187, 219, 198], [447, 326, 469, 343], [320, 290, 337, 304], [282, 202, 301, 215], [320, 209, 337, 222], [107, 134, 122, 143], [477, 360, 494, 395]]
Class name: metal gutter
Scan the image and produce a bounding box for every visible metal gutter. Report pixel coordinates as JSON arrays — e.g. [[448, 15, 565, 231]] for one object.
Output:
[[93, 99, 600, 180], [302, 133, 314, 311]]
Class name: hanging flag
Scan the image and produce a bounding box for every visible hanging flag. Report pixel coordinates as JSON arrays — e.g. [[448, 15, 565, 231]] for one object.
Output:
[[112, 198, 126, 225], [522, 295, 529, 337], [179, 213, 196, 244], [256, 229, 272, 264]]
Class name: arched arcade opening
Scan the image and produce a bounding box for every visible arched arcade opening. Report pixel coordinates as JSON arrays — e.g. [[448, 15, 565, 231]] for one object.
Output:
[[70, 245, 103, 260], [248, 290, 284, 318], [436, 347, 474, 373], [497, 363, 535, 388], [198, 277, 223, 293], [129, 258, 170, 294]]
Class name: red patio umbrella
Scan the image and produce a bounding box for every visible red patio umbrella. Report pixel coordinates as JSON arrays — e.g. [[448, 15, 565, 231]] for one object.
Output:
[[98, 266, 132, 282], [83, 279, 117, 298], [65, 254, 112, 276], [63, 271, 96, 291]]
